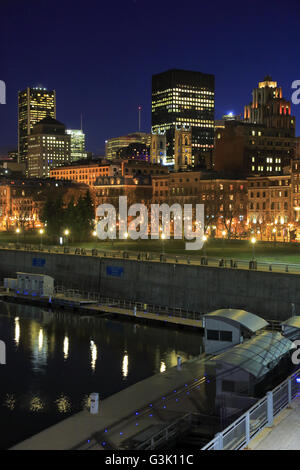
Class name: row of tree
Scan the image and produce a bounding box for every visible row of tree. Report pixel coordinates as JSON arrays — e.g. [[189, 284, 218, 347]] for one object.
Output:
[[40, 191, 94, 242]]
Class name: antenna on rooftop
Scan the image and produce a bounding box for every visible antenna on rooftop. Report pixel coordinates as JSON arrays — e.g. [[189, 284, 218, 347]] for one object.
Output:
[[138, 106, 142, 132]]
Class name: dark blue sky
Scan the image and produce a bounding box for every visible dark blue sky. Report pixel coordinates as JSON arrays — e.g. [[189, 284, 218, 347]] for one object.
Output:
[[1, 0, 300, 155]]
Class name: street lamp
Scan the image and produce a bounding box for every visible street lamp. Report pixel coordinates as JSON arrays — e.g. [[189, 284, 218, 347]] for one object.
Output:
[[251, 237, 256, 260], [203, 234, 208, 257], [272, 227, 277, 242], [15, 227, 20, 244], [64, 229, 70, 246], [39, 228, 44, 248], [161, 232, 166, 254], [92, 230, 97, 248]]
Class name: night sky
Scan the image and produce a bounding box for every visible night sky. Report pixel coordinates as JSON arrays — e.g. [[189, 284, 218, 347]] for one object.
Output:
[[1, 0, 300, 155]]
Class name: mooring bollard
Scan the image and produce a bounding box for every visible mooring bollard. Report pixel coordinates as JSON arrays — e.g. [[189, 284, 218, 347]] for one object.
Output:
[[90, 392, 99, 414]]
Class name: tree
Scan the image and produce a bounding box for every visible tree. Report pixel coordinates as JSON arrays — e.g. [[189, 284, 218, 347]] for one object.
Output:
[[40, 196, 65, 242]]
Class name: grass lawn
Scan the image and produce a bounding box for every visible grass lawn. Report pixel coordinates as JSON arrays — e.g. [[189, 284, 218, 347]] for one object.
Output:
[[1, 231, 300, 264]]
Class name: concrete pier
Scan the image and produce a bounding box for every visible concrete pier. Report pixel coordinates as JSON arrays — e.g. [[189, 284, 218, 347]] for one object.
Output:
[[11, 356, 209, 450]]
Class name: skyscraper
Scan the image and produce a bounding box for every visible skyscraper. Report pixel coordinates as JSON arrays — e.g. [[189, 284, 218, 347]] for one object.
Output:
[[151, 69, 215, 165], [18, 87, 56, 164], [27, 117, 71, 178], [244, 76, 294, 130], [214, 76, 295, 175], [66, 129, 87, 162]]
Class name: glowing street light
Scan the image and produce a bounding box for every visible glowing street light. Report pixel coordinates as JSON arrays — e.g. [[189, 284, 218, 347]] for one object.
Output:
[[161, 232, 166, 254], [92, 230, 97, 248], [39, 228, 44, 248], [64, 229, 70, 246], [202, 234, 208, 256], [15, 227, 21, 244], [251, 236, 256, 259]]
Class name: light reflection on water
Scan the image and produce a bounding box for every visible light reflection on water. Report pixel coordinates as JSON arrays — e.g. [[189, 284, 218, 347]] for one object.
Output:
[[0, 301, 202, 449]]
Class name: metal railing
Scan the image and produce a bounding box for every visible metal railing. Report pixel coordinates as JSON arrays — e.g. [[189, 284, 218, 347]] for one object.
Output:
[[201, 368, 300, 450], [134, 414, 192, 450], [1, 242, 300, 275], [53, 286, 203, 323]]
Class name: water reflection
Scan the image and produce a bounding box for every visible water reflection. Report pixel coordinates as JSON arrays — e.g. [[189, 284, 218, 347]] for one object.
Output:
[[14, 317, 20, 346], [4, 394, 16, 410], [122, 352, 129, 378], [90, 340, 97, 371], [0, 301, 202, 449], [63, 336, 69, 360], [30, 396, 44, 412], [55, 394, 71, 414]]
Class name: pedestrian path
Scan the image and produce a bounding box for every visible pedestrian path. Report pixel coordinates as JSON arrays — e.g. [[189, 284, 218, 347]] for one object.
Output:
[[248, 395, 300, 450]]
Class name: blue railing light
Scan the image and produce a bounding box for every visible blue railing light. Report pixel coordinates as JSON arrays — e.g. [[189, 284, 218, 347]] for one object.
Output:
[[295, 378, 300, 383]]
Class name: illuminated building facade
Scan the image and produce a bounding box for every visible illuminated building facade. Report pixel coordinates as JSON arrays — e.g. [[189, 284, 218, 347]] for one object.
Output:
[[244, 76, 294, 129], [50, 161, 113, 185], [50, 159, 168, 186], [116, 142, 150, 162], [174, 125, 192, 171], [166, 171, 247, 236], [27, 117, 71, 178], [247, 174, 292, 240], [215, 77, 295, 176], [151, 69, 215, 165], [150, 131, 167, 165], [105, 133, 151, 160], [66, 129, 87, 162], [18, 87, 56, 164], [291, 156, 300, 226], [0, 179, 89, 231]]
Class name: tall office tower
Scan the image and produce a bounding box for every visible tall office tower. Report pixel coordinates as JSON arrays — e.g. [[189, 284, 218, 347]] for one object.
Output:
[[27, 117, 71, 178], [151, 69, 215, 165], [18, 87, 56, 164], [244, 76, 294, 130], [174, 125, 192, 171], [150, 131, 166, 164], [66, 129, 87, 162], [214, 77, 295, 175]]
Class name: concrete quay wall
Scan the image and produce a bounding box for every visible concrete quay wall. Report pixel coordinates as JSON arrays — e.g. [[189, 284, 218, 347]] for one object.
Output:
[[0, 249, 298, 321]]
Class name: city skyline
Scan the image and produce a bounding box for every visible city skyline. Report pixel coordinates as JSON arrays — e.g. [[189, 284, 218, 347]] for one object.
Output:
[[1, 0, 300, 156]]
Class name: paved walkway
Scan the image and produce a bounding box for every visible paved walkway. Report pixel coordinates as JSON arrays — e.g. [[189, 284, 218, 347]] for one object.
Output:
[[84, 304, 203, 329], [248, 395, 300, 450], [10, 356, 208, 450]]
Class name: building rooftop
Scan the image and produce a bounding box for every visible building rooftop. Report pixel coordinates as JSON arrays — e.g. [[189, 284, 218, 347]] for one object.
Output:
[[215, 331, 293, 378], [204, 308, 268, 333]]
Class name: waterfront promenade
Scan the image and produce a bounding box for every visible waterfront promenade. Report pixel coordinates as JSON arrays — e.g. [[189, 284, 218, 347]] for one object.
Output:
[[248, 395, 300, 450]]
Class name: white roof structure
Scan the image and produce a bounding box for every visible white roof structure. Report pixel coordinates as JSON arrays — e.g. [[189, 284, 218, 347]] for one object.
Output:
[[214, 331, 293, 378], [204, 309, 268, 333]]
